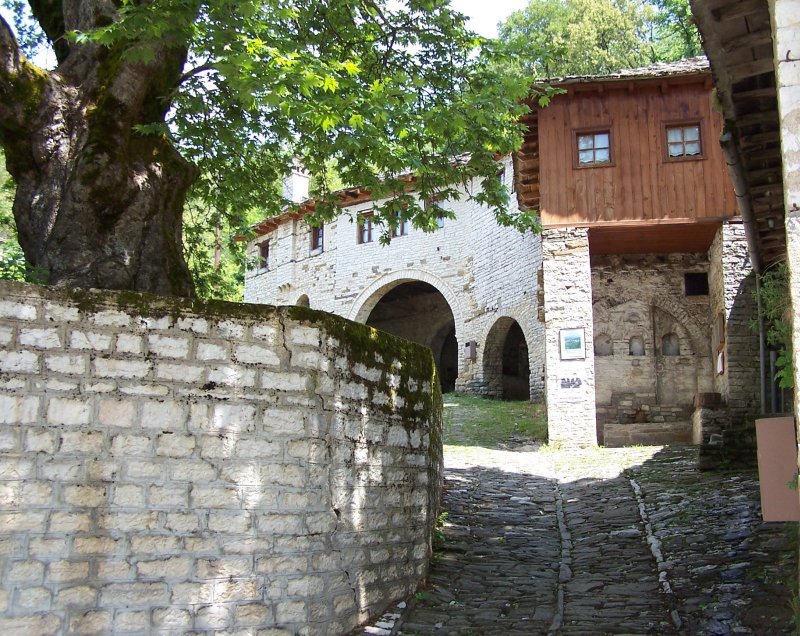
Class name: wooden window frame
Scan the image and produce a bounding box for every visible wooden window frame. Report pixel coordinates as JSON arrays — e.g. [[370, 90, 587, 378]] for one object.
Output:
[[573, 127, 614, 169], [258, 241, 270, 272], [391, 211, 409, 238], [310, 224, 324, 251], [662, 120, 705, 163], [357, 212, 374, 244]]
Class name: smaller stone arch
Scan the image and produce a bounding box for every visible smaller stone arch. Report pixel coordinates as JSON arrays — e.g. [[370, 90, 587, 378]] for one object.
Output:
[[629, 335, 645, 356], [296, 294, 310, 308], [660, 332, 680, 356], [482, 316, 531, 400]]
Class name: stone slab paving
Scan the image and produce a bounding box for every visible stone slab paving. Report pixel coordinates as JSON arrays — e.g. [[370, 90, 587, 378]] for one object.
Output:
[[358, 445, 796, 636]]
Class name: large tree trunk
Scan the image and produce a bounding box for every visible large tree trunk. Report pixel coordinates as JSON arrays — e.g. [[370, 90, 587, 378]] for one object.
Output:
[[0, 1, 197, 296]]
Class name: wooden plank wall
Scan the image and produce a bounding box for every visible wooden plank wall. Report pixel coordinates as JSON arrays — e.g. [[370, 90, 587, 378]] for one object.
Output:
[[538, 79, 738, 227]]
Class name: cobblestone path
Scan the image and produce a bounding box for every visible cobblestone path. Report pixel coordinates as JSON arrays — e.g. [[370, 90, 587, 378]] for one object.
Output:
[[361, 446, 796, 636]]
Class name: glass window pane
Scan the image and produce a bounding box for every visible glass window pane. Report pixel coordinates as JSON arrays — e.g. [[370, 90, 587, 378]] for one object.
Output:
[[594, 133, 609, 149], [595, 148, 610, 163], [669, 142, 685, 157], [667, 127, 683, 142], [578, 135, 593, 150], [684, 125, 700, 141], [685, 141, 701, 156], [579, 150, 594, 164]]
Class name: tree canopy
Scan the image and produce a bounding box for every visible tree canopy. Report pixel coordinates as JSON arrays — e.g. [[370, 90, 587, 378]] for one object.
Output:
[[496, 0, 702, 79], [0, 0, 533, 297]]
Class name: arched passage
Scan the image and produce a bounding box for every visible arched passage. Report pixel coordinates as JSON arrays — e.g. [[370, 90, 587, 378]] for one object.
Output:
[[483, 317, 531, 400], [360, 281, 458, 392]]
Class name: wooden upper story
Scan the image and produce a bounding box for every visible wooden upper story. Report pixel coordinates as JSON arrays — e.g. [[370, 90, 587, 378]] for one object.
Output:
[[515, 58, 738, 241]]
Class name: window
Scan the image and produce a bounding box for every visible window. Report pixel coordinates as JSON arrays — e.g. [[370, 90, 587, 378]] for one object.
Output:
[[424, 196, 446, 229], [391, 211, 409, 238], [575, 130, 612, 167], [357, 212, 374, 244], [661, 333, 680, 356], [310, 224, 324, 251], [665, 123, 702, 160], [685, 272, 709, 296], [258, 241, 270, 271], [497, 167, 506, 186]]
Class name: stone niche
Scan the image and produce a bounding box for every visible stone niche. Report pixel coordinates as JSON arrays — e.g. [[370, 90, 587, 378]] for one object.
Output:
[[0, 281, 443, 635]]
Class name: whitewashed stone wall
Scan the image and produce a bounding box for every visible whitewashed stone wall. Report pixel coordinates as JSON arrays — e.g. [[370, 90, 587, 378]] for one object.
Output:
[[0, 282, 442, 635], [771, 0, 800, 444], [541, 228, 597, 446], [244, 157, 545, 401]]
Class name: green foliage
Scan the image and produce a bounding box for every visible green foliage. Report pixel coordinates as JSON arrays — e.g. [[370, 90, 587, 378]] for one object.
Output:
[[496, 0, 702, 80], [650, 0, 703, 61], [442, 393, 547, 448], [67, 0, 535, 236], [757, 263, 793, 389]]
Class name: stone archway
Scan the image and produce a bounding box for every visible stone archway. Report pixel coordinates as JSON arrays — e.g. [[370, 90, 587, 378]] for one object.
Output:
[[483, 317, 531, 400], [350, 274, 462, 393]]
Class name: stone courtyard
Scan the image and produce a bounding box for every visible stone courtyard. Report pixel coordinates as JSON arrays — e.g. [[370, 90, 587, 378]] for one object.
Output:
[[361, 444, 797, 635]]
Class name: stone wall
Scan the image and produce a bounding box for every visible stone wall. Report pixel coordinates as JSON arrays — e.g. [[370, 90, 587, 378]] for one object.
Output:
[[541, 228, 597, 446], [591, 253, 714, 437], [0, 282, 442, 635], [770, 0, 800, 456], [244, 156, 545, 401], [707, 222, 759, 417]]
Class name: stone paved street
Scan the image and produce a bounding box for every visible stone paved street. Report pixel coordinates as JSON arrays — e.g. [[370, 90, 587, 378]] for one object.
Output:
[[360, 445, 796, 635]]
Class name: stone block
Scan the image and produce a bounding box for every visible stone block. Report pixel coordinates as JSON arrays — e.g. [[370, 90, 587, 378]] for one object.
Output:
[[114, 610, 149, 632], [195, 605, 232, 630], [115, 333, 142, 354], [148, 334, 190, 358], [48, 511, 91, 533], [0, 349, 39, 372], [19, 327, 61, 349], [234, 343, 281, 366], [141, 399, 186, 429], [99, 582, 168, 606], [196, 341, 229, 361], [261, 372, 308, 392], [69, 330, 112, 351], [56, 585, 97, 606], [62, 485, 106, 507], [48, 560, 90, 583], [137, 555, 193, 580], [289, 326, 320, 346], [59, 431, 103, 454], [93, 357, 151, 379], [156, 432, 196, 457], [196, 556, 253, 579], [156, 362, 205, 382], [176, 316, 209, 334], [0, 299, 37, 320], [0, 394, 40, 424], [152, 607, 193, 628], [44, 353, 86, 375], [92, 309, 131, 327]]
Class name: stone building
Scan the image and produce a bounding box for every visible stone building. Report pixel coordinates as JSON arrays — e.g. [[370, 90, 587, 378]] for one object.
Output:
[[245, 59, 762, 447]]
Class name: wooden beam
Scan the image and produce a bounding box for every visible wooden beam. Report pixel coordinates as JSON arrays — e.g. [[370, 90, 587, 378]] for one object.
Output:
[[733, 109, 779, 127], [721, 27, 773, 53], [712, 0, 768, 22], [732, 85, 777, 101], [728, 57, 775, 81]]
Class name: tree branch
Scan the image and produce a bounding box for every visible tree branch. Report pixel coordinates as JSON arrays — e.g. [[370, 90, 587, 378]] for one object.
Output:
[[28, 0, 69, 63], [0, 14, 48, 141]]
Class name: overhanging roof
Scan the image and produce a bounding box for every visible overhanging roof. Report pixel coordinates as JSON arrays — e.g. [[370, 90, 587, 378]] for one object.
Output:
[[690, 0, 785, 271]]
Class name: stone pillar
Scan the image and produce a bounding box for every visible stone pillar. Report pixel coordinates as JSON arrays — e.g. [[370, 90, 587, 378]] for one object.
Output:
[[770, 0, 800, 464], [542, 228, 597, 446], [708, 221, 759, 417]]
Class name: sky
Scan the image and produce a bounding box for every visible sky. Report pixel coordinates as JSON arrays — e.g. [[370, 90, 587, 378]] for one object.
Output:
[[450, 0, 531, 38]]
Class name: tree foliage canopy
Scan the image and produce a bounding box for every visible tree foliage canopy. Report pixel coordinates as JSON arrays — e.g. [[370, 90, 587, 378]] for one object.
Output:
[[0, 0, 535, 296], [496, 0, 702, 79]]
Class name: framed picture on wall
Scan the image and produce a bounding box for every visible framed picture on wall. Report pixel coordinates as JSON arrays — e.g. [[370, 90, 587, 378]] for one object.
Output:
[[560, 328, 586, 360]]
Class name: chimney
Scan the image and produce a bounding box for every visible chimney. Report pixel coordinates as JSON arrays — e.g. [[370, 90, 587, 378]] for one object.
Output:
[[282, 158, 310, 204]]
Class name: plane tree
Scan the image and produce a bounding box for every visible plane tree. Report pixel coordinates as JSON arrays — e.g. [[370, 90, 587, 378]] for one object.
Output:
[[0, 0, 531, 297]]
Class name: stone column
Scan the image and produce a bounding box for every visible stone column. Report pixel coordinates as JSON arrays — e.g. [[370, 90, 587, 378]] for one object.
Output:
[[770, 0, 800, 458], [542, 228, 597, 446], [709, 221, 759, 416]]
